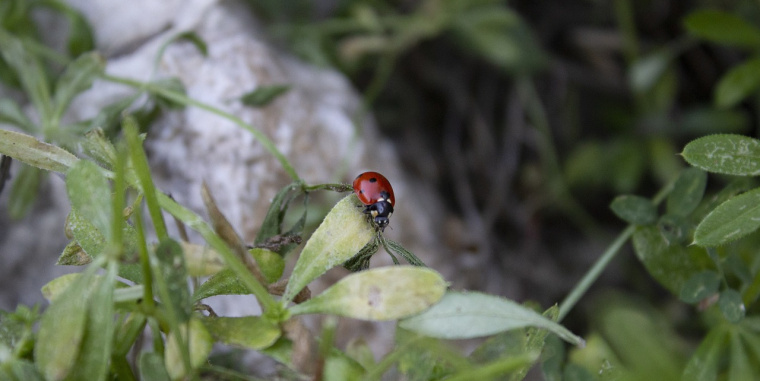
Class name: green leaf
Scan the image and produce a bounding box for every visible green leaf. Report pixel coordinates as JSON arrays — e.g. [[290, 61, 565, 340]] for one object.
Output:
[[657, 213, 690, 245], [254, 183, 298, 248], [0, 30, 52, 118], [609, 195, 657, 225], [138, 352, 171, 381], [631, 225, 706, 295], [66, 160, 112, 240], [201, 316, 281, 350], [667, 168, 707, 216], [283, 195, 375, 302], [155, 238, 191, 323], [192, 269, 247, 302], [715, 58, 760, 108], [289, 266, 447, 320], [694, 187, 760, 246], [164, 318, 212, 381], [250, 248, 285, 283], [38, 0, 96, 56], [8, 164, 43, 219], [80, 128, 117, 169], [65, 262, 117, 381], [679, 270, 720, 303], [728, 330, 753, 381], [34, 264, 98, 381], [0, 129, 79, 173], [682, 134, 760, 176], [53, 52, 105, 119], [0, 98, 36, 132], [56, 241, 93, 266], [719, 289, 746, 323], [399, 291, 584, 346], [682, 326, 727, 381], [240, 85, 291, 107], [179, 242, 225, 277], [683, 10, 760, 48], [41, 273, 81, 302]]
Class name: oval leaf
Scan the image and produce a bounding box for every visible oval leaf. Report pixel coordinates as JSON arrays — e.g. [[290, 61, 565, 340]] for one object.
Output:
[[192, 269, 247, 302], [683, 10, 760, 48], [679, 270, 721, 303], [283, 195, 375, 302], [67, 160, 112, 240], [719, 289, 746, 323], [201, 316, 281, 350], [164, 318, 213, 381], [289, 266, 447, 321], [682, 134, 760, 176], [715, 58, 760, 108], [398, 291, 584, 346], [667, 168, 707, 217], [632, 225, 706, 295], [610, 195, 657, 225], [694, 187, 760, 246]]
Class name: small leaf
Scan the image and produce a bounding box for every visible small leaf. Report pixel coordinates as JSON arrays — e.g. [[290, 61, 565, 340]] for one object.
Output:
[[694, 187, 760, 246], [250, 248, 285, 283], [56, 241, 93, 266], [719, 289, 746, 323], [610, 195, 657, 225], [715, 58, 760, 108], [164, 318, 213, 381], [53, 52, 105, 119], [632, 225, 707, 295], [683, 10, 760, 48], [0, 129, 79, 173], [679, 271, 721, 303], [0, 30, 53, 118], [0, 358, 45, 381], [289, 266, 447, 321], [41, 273, 81, 302], [180, 242, 225, 277], [682, 134, 760, 176], [155, 238, 191, 323], [81, 128, 118, 169], [240, 85, 291, 107], [667, 168, 707, 216], [65, 262, 117, 381], [201, 316, 281, 350], [192, 269, 247, 302], [66, 160, 113, 240], [283, 195, 375, 302], [399, 291, 584, 346], [254, 183, 299, 249], [682, 326, 728, 381], [34, 266, 97, 381]]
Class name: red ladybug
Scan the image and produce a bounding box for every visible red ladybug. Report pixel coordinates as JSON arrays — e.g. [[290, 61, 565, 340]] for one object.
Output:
[[352, 171, 395, 230]]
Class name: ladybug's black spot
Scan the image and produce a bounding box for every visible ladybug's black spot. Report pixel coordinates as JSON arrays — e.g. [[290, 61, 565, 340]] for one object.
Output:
[[359, 190, 364, 194], [369, 177, 377, 183]]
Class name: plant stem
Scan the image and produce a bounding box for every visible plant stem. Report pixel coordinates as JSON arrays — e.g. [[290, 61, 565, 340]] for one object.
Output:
[[558, 178, 674, 321], [102, 74, 300, 182]]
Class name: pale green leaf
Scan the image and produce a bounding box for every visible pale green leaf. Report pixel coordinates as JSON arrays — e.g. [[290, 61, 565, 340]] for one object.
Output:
[[682, 134, 760, 176], [66, 160, 112, 240], [0, 98, 35, 132], [180, 242, 225, 277], [164, 318, 212, 381], [80, 128, 117, 169], [283, 195, 375, 302], [399, 291, 584, 346], [289, 266, 447, 321], [138, 352, 170, 381], [53, 52, 105, 119], [694, 187, 760, 246], [201, 316, 281, 350], [719, 289, 746, 323], [192, 269, 247, 302], [0, 129, 79, 173], [632, 225, 706, 294]]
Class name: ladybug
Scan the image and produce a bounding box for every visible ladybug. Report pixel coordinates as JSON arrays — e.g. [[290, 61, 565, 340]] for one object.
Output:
[[352, 171, 395, 231]]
